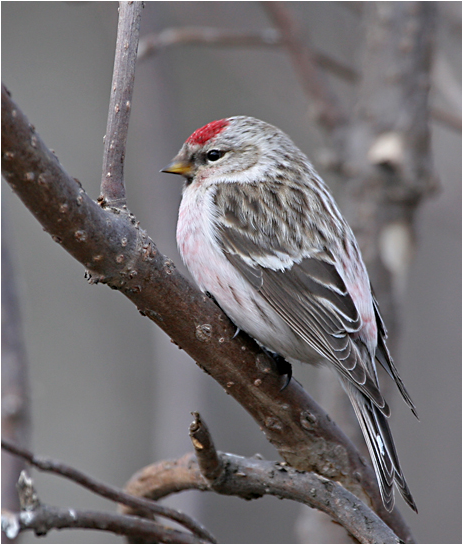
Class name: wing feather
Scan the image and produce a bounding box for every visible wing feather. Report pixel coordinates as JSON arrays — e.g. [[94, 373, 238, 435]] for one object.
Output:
[[219, 224, 389, 415], [211, 180, 417, 511]]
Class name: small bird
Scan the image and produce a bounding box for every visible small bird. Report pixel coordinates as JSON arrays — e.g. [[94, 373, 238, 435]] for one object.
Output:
[[162, 116, 418, 513]]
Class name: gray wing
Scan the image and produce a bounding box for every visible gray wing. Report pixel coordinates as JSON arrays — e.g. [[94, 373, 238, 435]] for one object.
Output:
[[217, 222, 390, 416], [213, 182, 418, 511]]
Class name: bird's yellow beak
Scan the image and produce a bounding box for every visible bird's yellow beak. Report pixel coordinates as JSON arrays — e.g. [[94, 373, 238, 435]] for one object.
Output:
[[161, 159, 193, 177]]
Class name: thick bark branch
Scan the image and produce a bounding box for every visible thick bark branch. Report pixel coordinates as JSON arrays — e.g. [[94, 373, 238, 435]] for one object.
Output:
[[1, 85, 414, 541], [123, 451, 400, 544], [186, 413, 400, 543]]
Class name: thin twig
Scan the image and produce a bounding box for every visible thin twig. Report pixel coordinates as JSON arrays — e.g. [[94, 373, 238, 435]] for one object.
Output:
[[2, 504, 206, 543], [100, 1, 143, 207], [138, 27, 281, 59], [1, 439, 216, 544]]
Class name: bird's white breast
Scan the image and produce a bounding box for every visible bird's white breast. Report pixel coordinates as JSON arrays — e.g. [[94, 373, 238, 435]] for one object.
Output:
[[177, 183, 257, 311], [176, 184, 229, 293], [176, 183, 309, 359]]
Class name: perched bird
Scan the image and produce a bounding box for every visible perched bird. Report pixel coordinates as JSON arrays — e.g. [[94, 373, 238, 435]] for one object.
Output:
[[162, 116, 418, 513]]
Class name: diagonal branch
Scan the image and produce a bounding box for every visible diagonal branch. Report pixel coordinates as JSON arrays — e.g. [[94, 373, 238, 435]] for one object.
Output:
[[1, 85, 414, 542]]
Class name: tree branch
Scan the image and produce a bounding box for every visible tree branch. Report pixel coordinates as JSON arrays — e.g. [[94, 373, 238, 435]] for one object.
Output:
[[1, 472, 207, 544], [1, 209, 31, 543], [125, 455, 401, 544], [100, 1, 143, 207], [1, 83, 414, 542], [2, 506, 205, 544], [138, 27, 281, 58], [122, 414, 400, 544], [1, 439, 215, 543]]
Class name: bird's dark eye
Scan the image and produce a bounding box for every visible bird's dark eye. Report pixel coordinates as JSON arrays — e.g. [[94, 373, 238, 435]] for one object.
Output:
[[206, 149, 224, 162]]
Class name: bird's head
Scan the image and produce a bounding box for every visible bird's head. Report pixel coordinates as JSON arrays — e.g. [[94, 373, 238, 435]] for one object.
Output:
[[162, 116, 299, 187]]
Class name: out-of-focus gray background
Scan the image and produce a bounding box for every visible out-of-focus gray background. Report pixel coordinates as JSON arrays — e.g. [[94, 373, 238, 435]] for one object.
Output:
[[2, 2, 461, 543]]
